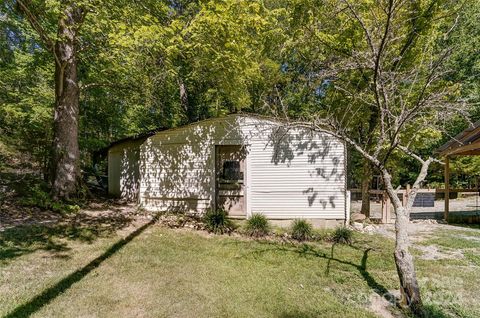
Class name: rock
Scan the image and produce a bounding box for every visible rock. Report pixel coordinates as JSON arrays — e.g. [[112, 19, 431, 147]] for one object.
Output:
[[351, 213, 366, 222], [411, 219, 438, 225], [352, 222, 364, 231], [363, 225, 377, 233]]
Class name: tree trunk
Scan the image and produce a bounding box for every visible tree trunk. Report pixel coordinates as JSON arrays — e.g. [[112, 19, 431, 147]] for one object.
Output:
[[178, 77, 193, 121], [393, 209, 424, 316], [382, 171, 424, 317], [360, 159, 372, 217], [51, 4, 84, 200]]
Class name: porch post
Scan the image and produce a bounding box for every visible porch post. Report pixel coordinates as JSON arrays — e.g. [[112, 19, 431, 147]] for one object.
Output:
[[444, 156, 450, 222]]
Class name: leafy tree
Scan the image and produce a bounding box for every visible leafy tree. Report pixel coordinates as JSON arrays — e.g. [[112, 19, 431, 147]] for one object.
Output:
[[2, 0, 287, 181], [106, 0, 284, 124], [0, 2, 53, 174], [274, 0, 472, 315], [9, 0, 90, 200]]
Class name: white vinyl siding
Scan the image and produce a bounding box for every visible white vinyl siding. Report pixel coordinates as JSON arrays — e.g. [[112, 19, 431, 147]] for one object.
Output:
[[136, 115, 346, 219], [247, 126, 345, 219], [139, 119, 242, 213], [107, 140, 143, 200]]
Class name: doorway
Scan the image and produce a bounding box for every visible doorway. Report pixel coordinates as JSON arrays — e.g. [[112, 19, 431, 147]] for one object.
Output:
[[215, 145, 246, 217]]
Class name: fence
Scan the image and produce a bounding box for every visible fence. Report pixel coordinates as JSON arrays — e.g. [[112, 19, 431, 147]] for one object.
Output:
[[349, 188, 480, 224]]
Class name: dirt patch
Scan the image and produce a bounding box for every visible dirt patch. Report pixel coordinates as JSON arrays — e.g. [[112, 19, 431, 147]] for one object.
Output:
[[0, 200, 146, 235], [415, 245, 464, 260], [366, 221, 478, 241], [0, 207, 63, 231], [359, 220, 480, 261], [459, 234, 480, 242], [369, 290, 400, 318]]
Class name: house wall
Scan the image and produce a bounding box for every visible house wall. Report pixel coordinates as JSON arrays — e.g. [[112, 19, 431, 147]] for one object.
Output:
[[108, 139, 143, 200], [139, 115, 346, 220], [247, 124, 346, 219], [139, 117, 243, 213]]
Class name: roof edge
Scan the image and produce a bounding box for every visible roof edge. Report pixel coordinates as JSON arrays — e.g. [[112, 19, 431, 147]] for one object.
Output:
[[437, 119, 480, 156]]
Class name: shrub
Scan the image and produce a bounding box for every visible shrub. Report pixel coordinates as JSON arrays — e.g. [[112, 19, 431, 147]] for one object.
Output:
[[20, 183, 80, 214], [290, 219, 313, 241], [332, 226, 353, 244], [203, 209, 233, 234], [245, 213, 270, 237]]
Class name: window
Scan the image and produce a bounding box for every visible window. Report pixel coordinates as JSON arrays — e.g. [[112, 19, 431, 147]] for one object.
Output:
[[222, 160, 243, 180]]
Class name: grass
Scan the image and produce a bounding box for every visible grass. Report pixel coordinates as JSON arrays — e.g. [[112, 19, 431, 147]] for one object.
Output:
[[1, 221, 480, 318], [414, 227, 480, 318], [421, 228, 480, 250]]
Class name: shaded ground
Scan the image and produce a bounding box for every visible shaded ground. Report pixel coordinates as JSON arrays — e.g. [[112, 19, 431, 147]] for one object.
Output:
[[1, 205, 480, 318], [1, 166, 479, 318]]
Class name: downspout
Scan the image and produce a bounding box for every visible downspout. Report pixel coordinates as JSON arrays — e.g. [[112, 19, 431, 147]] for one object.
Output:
[[344, 140, 350, 225]]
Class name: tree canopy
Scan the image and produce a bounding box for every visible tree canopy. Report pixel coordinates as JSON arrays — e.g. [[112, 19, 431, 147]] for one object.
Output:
[[1, 0, 479, 184]]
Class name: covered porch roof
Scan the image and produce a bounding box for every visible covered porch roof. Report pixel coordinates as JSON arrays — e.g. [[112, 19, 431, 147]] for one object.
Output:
[[438, 120, 480, 221], [438, 120, 480, 156]]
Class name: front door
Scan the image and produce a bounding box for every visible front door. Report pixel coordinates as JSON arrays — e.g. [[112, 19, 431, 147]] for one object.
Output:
[[215, 145, 246, 217]]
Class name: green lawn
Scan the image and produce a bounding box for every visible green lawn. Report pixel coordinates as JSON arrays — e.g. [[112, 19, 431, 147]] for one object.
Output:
[[1, 219, 480, 318]]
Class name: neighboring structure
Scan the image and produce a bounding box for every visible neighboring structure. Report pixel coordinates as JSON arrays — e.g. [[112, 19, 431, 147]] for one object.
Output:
[[105, 129, 162, 200], [106, 114, 348, 224], [438, 120, 480, 220]]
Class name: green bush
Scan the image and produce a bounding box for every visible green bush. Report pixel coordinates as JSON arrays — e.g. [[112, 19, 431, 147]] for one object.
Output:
[[448, 214, 480, 224], [332, 226, 353, 244], [290, 219, 313, 241], [203, 209, 234, 234], [20, 183, 80, 214], [245, 213, 270, 237]]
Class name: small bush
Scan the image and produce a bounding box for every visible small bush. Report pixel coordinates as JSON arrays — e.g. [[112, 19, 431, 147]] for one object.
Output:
[[448, 214, 480, 224], [290, 219, 313, 241], [203, 209, 233, 234], [245, 213, 270, 237], [332, 226, 353, 244], [20, 183, 80, 213]]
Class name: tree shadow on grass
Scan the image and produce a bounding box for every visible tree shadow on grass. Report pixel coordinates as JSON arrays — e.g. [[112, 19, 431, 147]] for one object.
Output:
[[0, 212, 135, 263], [233, 240, 391, 299], [236, 240, 452, 318], [277, 309, 319, 318], [313, 243, 390, 296], [4, 215, 158, 318], [421, 304, 451, 318]]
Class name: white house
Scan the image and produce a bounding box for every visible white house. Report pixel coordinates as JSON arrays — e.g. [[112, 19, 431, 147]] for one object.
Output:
[[107, 114, 348, 226]]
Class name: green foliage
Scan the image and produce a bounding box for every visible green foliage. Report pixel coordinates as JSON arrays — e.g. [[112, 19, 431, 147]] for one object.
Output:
[[332, 226, 353, 245], [203, 209, 234, 234], [290, 219, 313, 241], [245, 213, 270, 237], [276, 0, 480, 189], [0, 15, 53, 173], [20, 184, 80, 214], [105, 0, 283, 124], [2, 0, 480, 193], [1, 0, 287, 177], [447, 214, 480, 225]]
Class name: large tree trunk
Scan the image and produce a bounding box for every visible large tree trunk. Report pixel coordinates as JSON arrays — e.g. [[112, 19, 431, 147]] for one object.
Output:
[[360, 159, 372, 217], [51, 4, 84, 200], [382, 171, 424, 317]]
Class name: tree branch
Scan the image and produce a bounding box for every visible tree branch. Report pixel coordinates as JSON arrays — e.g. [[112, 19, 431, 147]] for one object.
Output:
[[15, 0, 60, 66]]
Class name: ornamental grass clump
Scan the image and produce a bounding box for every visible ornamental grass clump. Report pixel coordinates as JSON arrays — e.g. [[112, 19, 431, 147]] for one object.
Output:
[[290, 219, 313, 241], [203, 209, 234, 234], [245, 213, 270, 237], [332, 226, 353, 245]]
